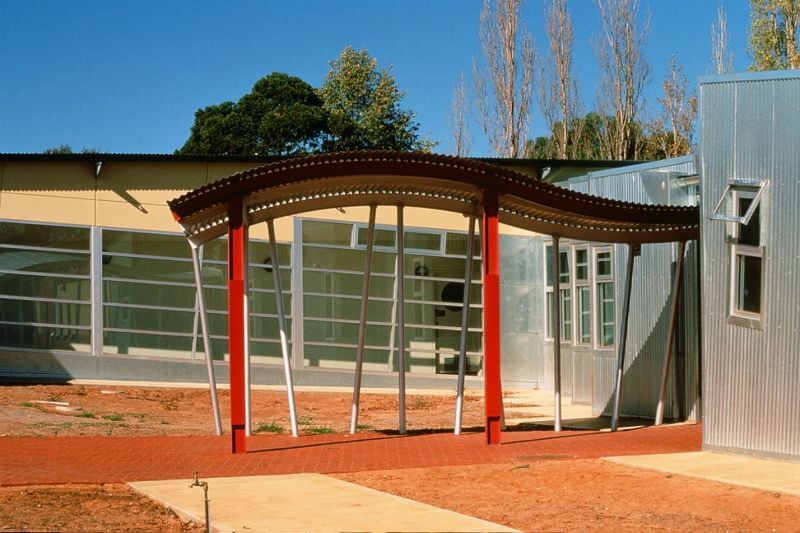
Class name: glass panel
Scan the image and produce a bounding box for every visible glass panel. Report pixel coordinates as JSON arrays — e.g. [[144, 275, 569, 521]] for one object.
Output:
[[304, 270, 395, 299], [546, 291, 555, 338], [103, 230, 190, 259], [597, 251, 612, 277], [737, 254, 762, 313], [304, 344, 388, 370], [248, 266, 291, 291], [303, 247, 396, 274], [0, 298, 91, 327], [357, 227, 396, 248], [103, 330, 194, 357], [0, 249, 90, 275], [249, 242, 292, 267], [579, 286, 590, 343], [0, 273, 90, 300], [405, 255, 481, 279], [445, 232, 481, 257], [202, 239, 228, 262], [559, 250, 570, 284], [560, 288, 572, 341], [0, 324, 90, 351], [545, 245, 553, 286], [0, 221, 90, 250], [302, 220, 353, 246], [304, 294, 393, 323], [597, 282, 615, 346], [405, 231, 441, 252], [738, 197, 760, 246], [576, 249, 589, 281], [104, 305, 195, 335], [249, 316, 292, 341], [250, 291, 292, 316], [303, 320, 392, 346], [104, 256, 199, 284]]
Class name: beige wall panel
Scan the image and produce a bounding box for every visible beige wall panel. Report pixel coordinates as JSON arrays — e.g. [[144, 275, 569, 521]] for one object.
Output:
[[96, 200, 182, 232], [247, 217, 294, 242], [0, 192, 95, 225], [206, 162, 266, 183], [1, 162, 96, 199], [95, 162, 208, 204]]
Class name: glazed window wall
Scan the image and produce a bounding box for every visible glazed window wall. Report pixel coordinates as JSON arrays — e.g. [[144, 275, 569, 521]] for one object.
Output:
[[0, 220, 92, 351], [300, 218, 483, 375], [0, 220, 292, 361], [545, 241, 615, 349], [102, 229, 292, 363]]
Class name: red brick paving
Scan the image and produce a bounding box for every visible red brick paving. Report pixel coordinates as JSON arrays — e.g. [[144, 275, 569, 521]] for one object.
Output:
[[0, 424, 701, 486]]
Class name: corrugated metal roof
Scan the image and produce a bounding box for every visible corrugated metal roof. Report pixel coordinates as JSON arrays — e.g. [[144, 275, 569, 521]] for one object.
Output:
[[167, 151, 699, 246]]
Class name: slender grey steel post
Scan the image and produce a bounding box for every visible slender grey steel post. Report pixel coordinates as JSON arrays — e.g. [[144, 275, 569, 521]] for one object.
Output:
[[190, 243, 222, 436], [552, 236, 562, 432], [386, 256, 399, 372], [397, 205, 407, 434], [655, 240, 687, 425], [611, 243, 639, 432], [454, 216, 476, 435], [191, 293, 200, 360], [350, 205, 377, 434], [267, 220, 299, 437]]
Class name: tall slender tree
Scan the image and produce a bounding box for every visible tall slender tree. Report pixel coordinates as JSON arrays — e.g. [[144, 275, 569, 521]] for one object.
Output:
[[539, 0, 582, 159], [474, 0, 536, 158], [593, 0, 651, 160], [712, 3, 735, 73], [450, 72, 471, 157], [748, 0, 800, 70], [650, 54, 697, 158]]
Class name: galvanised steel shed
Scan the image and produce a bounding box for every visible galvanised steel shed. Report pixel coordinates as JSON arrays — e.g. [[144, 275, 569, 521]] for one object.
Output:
[[700, 70, 800, 461]]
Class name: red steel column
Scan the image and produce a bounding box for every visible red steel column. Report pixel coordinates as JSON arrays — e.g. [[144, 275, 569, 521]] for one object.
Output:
[[227, 199, 247, 453], [482, 192, 502, 445]]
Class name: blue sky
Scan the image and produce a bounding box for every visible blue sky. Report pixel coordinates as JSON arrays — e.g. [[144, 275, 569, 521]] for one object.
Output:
[[0, 1, 750, 157]]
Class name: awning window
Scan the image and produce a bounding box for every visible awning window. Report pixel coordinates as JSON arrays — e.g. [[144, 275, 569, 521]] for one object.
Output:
[[710, 178, 766, 225]]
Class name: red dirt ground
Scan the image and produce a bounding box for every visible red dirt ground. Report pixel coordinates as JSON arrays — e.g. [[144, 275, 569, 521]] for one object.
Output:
[[1, 383, 799, 532]]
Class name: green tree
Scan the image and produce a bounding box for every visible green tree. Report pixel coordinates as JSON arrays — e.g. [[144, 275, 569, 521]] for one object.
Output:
[[318, 46, 434, 152], [43, 145, 74, 154], [178, 73, 327, 156], [43, 145, 100, 154], [748, 0, 800, 70]]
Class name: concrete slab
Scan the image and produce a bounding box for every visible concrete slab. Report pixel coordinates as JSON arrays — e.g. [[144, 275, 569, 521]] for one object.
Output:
[[130, 473, 517, 533], [605, 451, 800, 498]]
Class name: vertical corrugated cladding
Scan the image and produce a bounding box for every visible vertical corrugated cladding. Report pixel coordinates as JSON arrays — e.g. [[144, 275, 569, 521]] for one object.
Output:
[[584, 158, 699, 419], [701, 71, 800, 460]]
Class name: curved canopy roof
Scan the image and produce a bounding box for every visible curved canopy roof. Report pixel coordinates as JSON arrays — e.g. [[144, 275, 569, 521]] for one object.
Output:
[[168, 151, 698, 245]]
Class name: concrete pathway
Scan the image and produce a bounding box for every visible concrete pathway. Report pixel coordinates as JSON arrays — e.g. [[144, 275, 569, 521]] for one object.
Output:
[[605, 451, 800, 498], [131, 474, 516, 533]]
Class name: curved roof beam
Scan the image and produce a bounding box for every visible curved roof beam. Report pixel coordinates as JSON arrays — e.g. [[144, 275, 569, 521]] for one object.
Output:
[[168, 151, 699, 245]]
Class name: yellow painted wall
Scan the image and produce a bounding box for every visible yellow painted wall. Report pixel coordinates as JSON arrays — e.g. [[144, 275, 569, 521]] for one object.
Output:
[[0, 160, 541, 240]]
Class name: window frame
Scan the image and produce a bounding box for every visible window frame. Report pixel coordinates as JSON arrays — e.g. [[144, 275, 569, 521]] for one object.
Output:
[[594, 247, 615, 349], [574, 246, 591, 345], [728, 189, 764, 324]]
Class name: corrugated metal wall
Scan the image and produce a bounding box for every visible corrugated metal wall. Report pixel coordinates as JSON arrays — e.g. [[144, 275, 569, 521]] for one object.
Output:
[[700, 72, 800, 460], [565, 157, 700, 420]]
